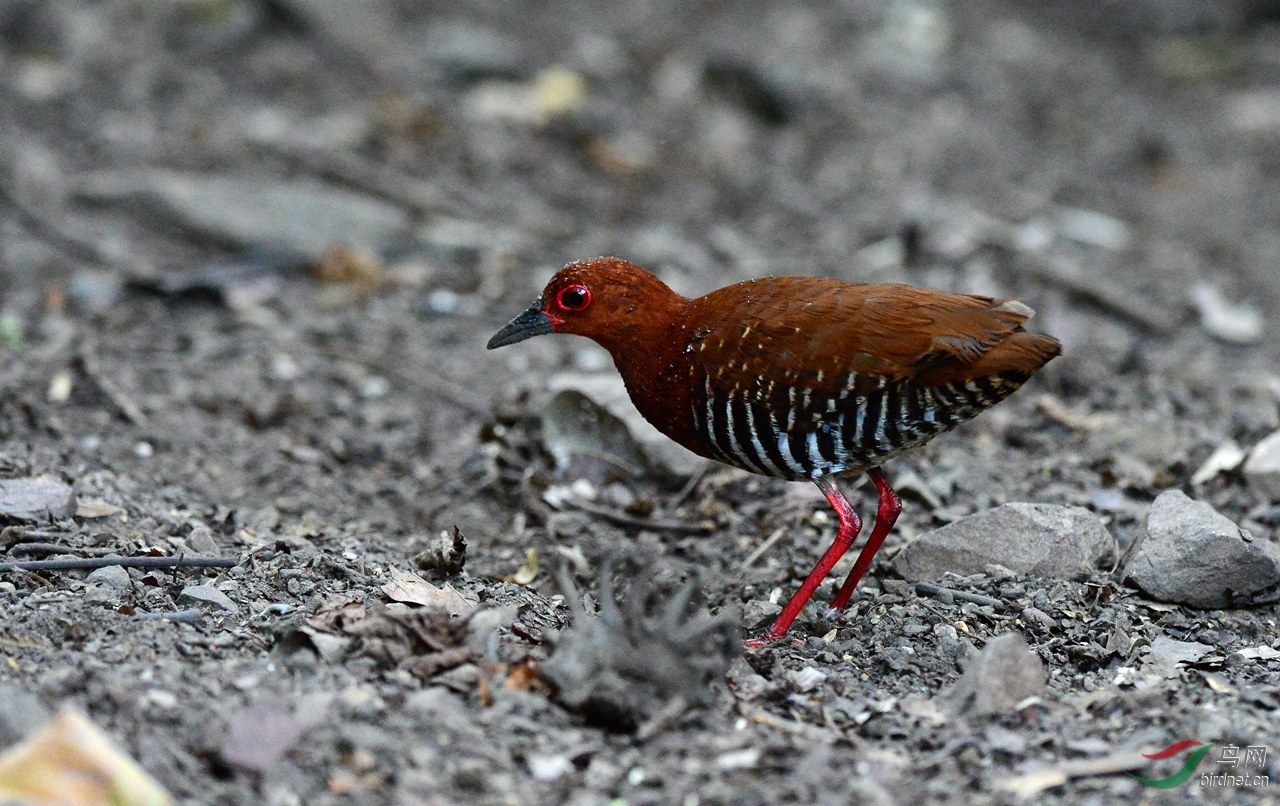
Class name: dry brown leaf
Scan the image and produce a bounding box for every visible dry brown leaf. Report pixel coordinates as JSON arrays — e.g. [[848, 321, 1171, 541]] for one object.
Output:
[[75, 498, 126, 519], [504, 548, 538, 585], [0, 708, 171, 806], [381, 567, 474, 616]]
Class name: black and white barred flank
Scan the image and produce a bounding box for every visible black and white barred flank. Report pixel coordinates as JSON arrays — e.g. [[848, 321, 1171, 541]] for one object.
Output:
[[688, 369, 1031, 481]]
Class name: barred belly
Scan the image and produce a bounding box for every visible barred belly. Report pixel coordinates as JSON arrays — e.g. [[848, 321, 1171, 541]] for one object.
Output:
[[689, 371, 1031, 481]]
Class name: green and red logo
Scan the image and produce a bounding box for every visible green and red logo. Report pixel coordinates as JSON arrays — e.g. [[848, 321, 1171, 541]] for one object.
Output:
[[1127, 741, 1214, 788]]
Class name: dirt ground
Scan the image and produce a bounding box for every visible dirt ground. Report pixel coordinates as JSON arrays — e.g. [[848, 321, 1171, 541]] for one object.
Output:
[[1, 2, 1279, 804]]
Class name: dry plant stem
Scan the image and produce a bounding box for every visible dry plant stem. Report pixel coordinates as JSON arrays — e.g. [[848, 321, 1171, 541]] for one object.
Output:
[[914, 582, 1006, 611], [562, 496, 714, 534], [8, 543, 119, 557], [0, 556, 237, 573]]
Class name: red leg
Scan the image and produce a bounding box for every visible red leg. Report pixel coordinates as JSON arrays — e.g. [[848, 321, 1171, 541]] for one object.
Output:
[[746, 474, 862, 646], [828, 468, 900, 613]]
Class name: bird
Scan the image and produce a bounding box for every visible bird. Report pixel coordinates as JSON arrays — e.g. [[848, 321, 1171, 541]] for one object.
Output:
[[488, 257, 1062, 644]]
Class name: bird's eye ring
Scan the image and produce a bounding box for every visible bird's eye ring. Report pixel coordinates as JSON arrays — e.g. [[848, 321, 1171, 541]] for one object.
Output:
[[556, 284, 592, 312]]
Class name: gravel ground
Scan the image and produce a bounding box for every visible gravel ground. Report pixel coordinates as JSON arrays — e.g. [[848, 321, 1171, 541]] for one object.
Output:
[[1, 2, 1278, 804]]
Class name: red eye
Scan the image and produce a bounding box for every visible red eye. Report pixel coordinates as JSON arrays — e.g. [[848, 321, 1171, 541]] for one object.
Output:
[[556, 284, 592, 312]]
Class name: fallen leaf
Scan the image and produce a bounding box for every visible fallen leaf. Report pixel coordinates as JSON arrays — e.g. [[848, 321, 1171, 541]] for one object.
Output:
[[75, 498, 126, 519], [1190, 440, 1246, 486], [503, 660, 544, 692], [504, 548, 538, 586], [381, 567, 474, 615], [1235, 645, 1280, 661], [1199, 672, 1236, 694], [995, 751, 1151, 800], [0, 708, 171, 806]]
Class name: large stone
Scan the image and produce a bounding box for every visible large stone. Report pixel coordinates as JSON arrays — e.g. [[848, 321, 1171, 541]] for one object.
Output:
[[893, 503, 1112, 582], [77, 170, 412, 255], [1124, 489, 1280, 609], [0, 476, 75, 522]]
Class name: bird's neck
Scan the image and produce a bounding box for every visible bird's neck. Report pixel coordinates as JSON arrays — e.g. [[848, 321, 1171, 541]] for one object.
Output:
[[602, 304, 697, 446]]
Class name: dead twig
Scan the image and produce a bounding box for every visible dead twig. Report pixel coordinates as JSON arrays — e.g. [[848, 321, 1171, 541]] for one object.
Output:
[[560, 497, 715, 534], [0, 556, 237, 573], [1, 527, 69, 549], [1022, 256, 1174, 334], [252, 139, 471, 218], [996, 750, 1153, 800], [6, 542, 118, 557], [737, 526, 788, 576], [315, 345, 488, 415], [914, 582, 1006, 611], [665, 463, 711, 512], [0, 183, 115, 267]]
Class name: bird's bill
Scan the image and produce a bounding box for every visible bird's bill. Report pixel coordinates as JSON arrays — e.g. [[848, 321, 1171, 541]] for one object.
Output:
[[487, 306, 555, 349]]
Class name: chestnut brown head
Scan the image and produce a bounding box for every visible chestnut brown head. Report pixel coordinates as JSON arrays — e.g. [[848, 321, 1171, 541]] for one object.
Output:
[[487, 257, 688, 355]]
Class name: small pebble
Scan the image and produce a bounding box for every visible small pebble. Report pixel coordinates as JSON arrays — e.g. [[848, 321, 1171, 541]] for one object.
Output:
[[85, 564, 132, 594], [0, 476, 76, 522], [178, 584, 237, 612], [1190, 283, 1265, 344], [1243, 430, 1280, 501], [789, 666, 829, 692]]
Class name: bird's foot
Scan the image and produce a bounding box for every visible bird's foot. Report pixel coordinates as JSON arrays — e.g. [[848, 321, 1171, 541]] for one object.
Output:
[[743, 632, 804, 648]]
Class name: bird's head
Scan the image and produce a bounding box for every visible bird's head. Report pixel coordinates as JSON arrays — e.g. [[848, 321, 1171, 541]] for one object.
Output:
[[487, 257, 688, 355]]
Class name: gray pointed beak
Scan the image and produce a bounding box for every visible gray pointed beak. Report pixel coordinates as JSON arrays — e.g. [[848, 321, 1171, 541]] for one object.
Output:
[[487, 306, 554, 349]]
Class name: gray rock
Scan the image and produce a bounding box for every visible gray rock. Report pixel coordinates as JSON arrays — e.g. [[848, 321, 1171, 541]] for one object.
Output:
[[220, 705, 305, 773], [0, 684, 50, 746], [937, 633, 1046, 717], [0, 476, 75, 522], [894, 503, 1112, 582], [77, 170, 412, 255], [404, 687, 467, 720], [1243, 429, 1280, 501], [83, 564, 132, 602], [1124, 489, 1280, 608], [271, 0, 401, 71], [185, 523, 221, 555], [86, 564, 131, 592], [178, 584, 237, 612]]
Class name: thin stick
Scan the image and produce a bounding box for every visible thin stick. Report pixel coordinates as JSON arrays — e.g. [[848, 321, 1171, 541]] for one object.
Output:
[[561, 497, 714, 534], [7, 543, 117, 557], [737, 527, 788, 575], [0, 183, 115, 266], [315, 345, 488, 415], [914, 581, 1006, 611], [666, 463, 710, 511], [1022, 257, 1172, 334], [0, 556, 237, 572]]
